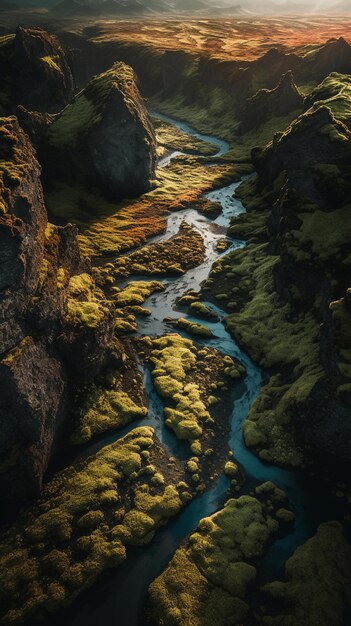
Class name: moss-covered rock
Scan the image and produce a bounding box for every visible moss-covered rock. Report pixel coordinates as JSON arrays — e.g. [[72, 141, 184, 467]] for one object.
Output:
[[104, 221, 205, 282], [0, 27, 74, 115], [0, 427, 188, 624], [261, 522, 351, 626], [137, 334, 245, 481], [46, 61, 157, 201], [149, 483, 292, 626], [201, 96, 351, 468], [240, 70, 303, 133]]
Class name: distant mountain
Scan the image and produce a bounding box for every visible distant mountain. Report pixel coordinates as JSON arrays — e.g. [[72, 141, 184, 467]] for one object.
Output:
[[50, 0, 99, 15], [50, 0, 154, 16], [49, 0, 243, 16]]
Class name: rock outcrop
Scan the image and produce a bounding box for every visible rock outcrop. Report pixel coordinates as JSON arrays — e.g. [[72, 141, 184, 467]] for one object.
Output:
[[304, 72, 351, 129], [240, 71, 303, 132], [300, 36, 351, 83], [45, 61, 157, 200], [252, 105, 351, 205], [0, 27, 74, 116], [202, 103, 351, 467], [0, 117, 119, 504]]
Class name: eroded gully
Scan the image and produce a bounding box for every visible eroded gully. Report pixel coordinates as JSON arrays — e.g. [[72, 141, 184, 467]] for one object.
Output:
[[44, 113, 327, 626]]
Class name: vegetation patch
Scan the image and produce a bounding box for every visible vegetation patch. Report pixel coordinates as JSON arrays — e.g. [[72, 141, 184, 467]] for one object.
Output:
[[0, 427, 188, 625], [108, 280, 165, 335], [261, 522, 351, 626], [170, 317, 213, 338], [154, 116, 218, 159], [99, 222, 205, 283], [65, 272, 112, 330], [137, 334, 245, 481], [71, 345, 148, 444], [149, 482, 293, 626], [46, 157, 234, 259], [177, 292, 219, 321]]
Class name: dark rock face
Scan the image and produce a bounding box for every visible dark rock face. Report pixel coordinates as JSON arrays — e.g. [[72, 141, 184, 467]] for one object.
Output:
[[0, 117, 118, 504], [250, 48, 302, 90], [0, 116, 46, 353], [0, 337, 67, 502], [12, 27, 74, 114], [300, 36, 351, 83], [46, 61, 157, 200], [247, 105, 351, 464], [253, 106, 351, 204], [240, 71, 303, 132]]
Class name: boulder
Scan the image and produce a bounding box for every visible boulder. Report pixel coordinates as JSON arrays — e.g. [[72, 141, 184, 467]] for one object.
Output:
[[45, 61, 157, 200]]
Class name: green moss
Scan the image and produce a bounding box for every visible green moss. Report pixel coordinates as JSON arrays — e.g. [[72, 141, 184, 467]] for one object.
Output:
[[154, 116, 217, 158], [46, 153, 234, 259], [48, 96, 99, 148], [0, 427, 187, 623], [112, 281, 164, 308], [109, 222, 205, 281], [202, 241, 322, 467], [71, 387, 147, 445], [224, 461, 239, 478], [174, 317, 213, 338], [47, 62, 135, 148], [189, 301, 219, 320], [305, 73, 351, 128], [137, 335, 244, 468], [150, 487, 290, 626], [262, 522, 351, 626], [288, 204, 351, 265], [64, 272, 112, 330]]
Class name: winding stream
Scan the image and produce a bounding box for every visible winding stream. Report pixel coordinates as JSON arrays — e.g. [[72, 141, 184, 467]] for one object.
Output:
[[43, 113, 328, 626]]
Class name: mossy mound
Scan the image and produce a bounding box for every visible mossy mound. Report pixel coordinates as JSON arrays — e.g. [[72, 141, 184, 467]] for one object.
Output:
[[65, 272, 112, 330], [261, 522, 351, 626], [102, 221, 205, 282], [304, 72, 351, 128], [154, 117, 218, 160], [71, 345, 148, 444], [109, 280, 165, 334], [203, 243, 320, 467], [177, 292, 219, 321], [137, 334, 245, 478], [149, 483, 292, 626], [172, 317, 213, 338], [0, 427, 188, 624], [200, 95, 351, 467]]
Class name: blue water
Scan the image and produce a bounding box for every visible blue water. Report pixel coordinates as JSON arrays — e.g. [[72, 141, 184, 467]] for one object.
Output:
[[40, 113, 325, 626]]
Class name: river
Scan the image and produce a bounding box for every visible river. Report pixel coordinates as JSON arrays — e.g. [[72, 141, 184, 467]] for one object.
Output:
[[41, 113, 332, 626]]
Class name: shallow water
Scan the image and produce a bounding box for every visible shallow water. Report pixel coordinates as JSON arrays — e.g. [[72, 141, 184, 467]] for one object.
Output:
[[41, 113, 330, 626]]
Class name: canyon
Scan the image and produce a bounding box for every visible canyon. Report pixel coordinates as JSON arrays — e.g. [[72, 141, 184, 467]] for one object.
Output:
[[0, 13, 350, 626]]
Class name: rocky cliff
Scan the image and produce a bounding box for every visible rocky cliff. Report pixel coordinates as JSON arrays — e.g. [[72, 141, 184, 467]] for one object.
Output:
[[0, 27, 74, 115], [0, 117, 119, 504], [202, 99, 351, 467], [45, 61, 157, 200], [300, 36, 351, 83], [240, 70, 303, 133]]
